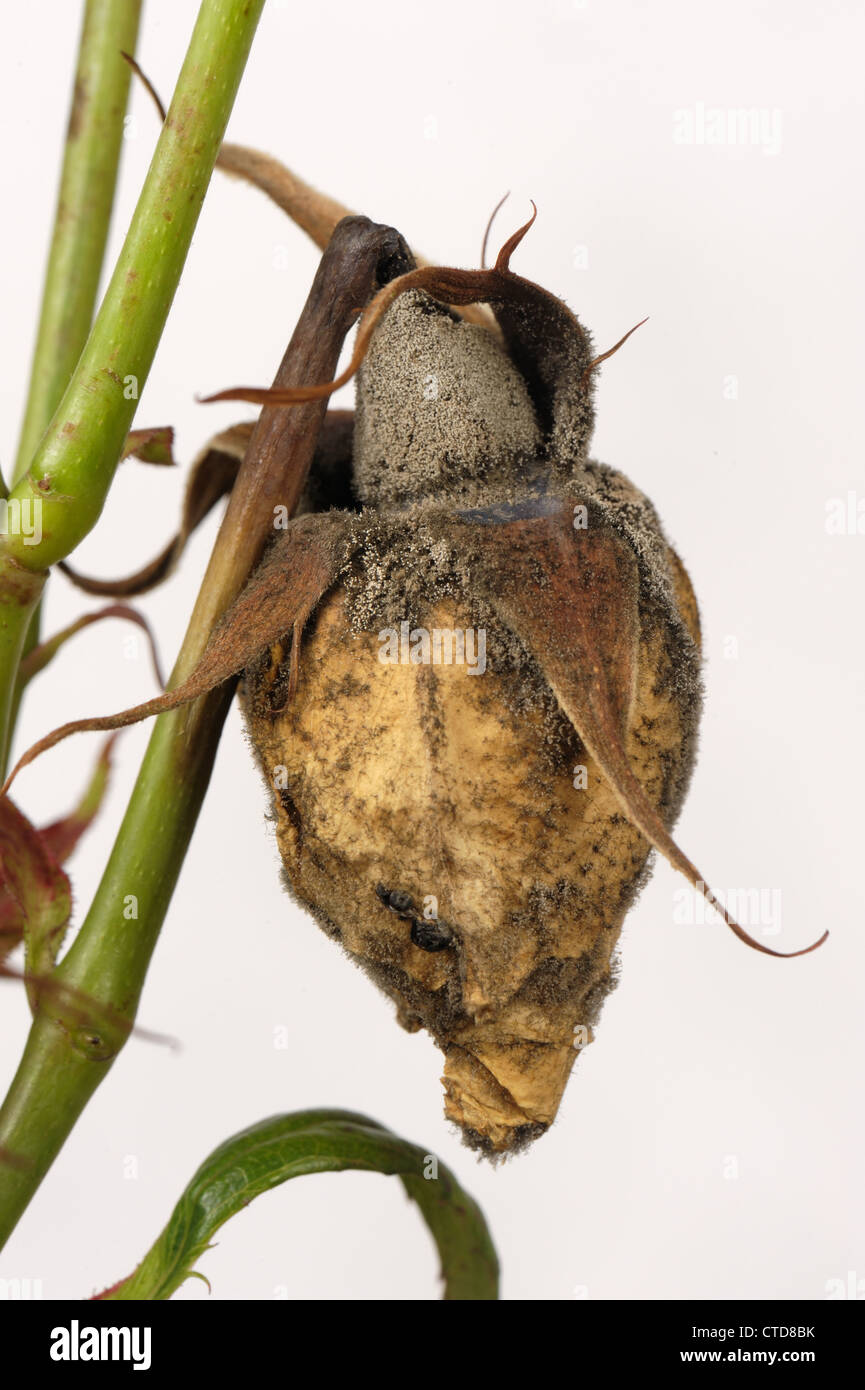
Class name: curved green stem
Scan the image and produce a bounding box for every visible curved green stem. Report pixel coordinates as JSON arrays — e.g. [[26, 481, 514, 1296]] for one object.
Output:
[[12, 0, 144, 488], [1, 0, 143, 775]]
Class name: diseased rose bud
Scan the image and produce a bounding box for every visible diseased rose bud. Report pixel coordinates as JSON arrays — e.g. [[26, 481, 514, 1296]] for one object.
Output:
[[235, 217, 820, 1155], [8, 210, 825, 1156], [242, 316, 695, 1150]]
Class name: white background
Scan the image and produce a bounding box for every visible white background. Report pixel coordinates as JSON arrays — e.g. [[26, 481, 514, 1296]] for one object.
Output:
[[1, 0, 863, 1301]]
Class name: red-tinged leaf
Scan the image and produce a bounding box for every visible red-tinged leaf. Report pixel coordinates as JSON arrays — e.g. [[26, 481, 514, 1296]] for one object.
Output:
[[0, 896, 24, 963], [0, 798, 72, 1010], [1, 845, 30, 964], [0, 739, 116, 962]]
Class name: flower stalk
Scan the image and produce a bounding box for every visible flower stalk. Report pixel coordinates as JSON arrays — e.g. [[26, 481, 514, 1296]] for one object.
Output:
[[0, 0, 266, 1251]]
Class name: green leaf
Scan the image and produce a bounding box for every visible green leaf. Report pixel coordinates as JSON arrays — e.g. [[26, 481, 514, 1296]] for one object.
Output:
[[100, 1111, 499, 1301], [0, 740, 114, 964]]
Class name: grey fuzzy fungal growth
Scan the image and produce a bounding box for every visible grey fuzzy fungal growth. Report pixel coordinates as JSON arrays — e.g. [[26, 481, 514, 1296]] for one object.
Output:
[[353, 290, 543, 508]]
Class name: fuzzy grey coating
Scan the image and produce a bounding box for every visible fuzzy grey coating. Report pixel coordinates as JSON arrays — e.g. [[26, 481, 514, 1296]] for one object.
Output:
[[353, 290, 543, 508], [568, 462, 704, 827], [343, 287, 703, 888], [491, 287, 597, 473]]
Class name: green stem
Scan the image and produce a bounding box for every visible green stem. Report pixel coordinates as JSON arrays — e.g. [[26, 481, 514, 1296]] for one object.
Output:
[[0, 0, 265, 1251], [6, 0, 263, 563], [12, 0, 144, 488], [1, 0, 143, 776], [0, 573, 46, 780]]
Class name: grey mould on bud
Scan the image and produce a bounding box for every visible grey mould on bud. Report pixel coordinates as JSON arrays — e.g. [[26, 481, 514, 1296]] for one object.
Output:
[[7, 199, 826, 1159]]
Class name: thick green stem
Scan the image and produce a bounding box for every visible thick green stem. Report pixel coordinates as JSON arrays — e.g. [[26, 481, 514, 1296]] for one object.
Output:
[[0, 0, 265, 1251], [12, 0, 144, 488]]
